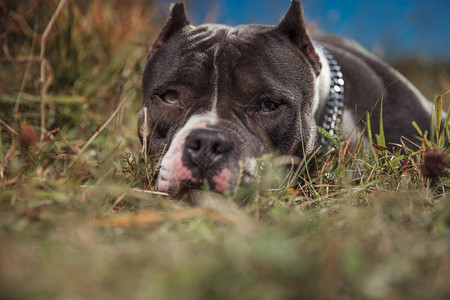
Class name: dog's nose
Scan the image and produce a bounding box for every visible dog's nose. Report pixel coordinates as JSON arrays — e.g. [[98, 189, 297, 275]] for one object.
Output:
[[184, 129, 233, 169]]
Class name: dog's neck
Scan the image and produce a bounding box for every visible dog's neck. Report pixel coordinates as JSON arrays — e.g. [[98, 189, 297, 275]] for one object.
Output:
[[313, 44, 331, 119]]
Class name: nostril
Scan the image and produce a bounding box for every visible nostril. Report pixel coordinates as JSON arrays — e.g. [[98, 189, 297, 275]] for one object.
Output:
[[211, 141, 233, 154], [211, 143, 220, 154]]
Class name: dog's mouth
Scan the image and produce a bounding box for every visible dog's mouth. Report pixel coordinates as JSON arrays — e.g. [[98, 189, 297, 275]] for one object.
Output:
[[157, 160, 239, 195], [176, 175, 230, 195]]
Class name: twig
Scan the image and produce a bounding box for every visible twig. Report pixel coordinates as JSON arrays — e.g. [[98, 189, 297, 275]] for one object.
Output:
[[67, 97, 128, 169], [0, 118, 18, 136], [40, 0, 68, 141]]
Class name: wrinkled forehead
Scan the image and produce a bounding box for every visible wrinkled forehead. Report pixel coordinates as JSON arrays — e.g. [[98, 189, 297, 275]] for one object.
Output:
[[152, 24, 264, 74], [146, 23, 309, 98], [181, 24, 261, 56]]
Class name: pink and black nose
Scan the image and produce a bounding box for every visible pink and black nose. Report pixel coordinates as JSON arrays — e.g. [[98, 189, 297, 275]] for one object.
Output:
[[183, 129, 233, 173]]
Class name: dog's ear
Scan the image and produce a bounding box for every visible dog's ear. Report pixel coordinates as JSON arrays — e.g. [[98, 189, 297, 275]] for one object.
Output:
[[148, 2, 190, 59], [276, 0, 321, 76]]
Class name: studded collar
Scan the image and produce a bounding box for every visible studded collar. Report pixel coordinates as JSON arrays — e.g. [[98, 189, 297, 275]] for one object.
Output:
[[315, 44, 345, 147]]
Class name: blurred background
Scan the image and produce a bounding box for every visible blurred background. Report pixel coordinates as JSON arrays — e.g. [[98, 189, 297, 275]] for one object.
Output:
[[170, 0, 450, 60]]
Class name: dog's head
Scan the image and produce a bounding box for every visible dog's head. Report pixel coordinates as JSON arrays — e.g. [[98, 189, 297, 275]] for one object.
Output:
[[138, 0, 321, 194]]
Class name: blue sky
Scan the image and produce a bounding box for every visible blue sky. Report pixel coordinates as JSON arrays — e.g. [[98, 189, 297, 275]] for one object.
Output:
[[159, 0, 449, 59]]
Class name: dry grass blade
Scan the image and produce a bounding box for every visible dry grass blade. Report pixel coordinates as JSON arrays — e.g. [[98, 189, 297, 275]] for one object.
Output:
[[78, 186, 170, 197], [111, 193, 126, 210], [129, 188, 169, 196], [141, 107, 149, 164], [0, 144, 19, 180], [352, 128, 366, 157], [0, 118, 18, 136], [2, 44, 40, 63], [39, 0, 68, 141]]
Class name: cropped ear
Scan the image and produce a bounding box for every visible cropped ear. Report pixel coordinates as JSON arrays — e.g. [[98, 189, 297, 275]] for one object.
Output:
[[148, 2, 190, 59], [276, 0, 321, 76]]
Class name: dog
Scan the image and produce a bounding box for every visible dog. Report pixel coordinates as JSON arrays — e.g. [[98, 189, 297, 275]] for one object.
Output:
[[138, 0, 433, 195]]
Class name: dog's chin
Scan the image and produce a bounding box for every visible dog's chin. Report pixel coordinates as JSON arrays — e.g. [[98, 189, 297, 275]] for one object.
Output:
[[176, 186, 204, 204], [169, 181, 233, 205], [157, 163, 236, 195]]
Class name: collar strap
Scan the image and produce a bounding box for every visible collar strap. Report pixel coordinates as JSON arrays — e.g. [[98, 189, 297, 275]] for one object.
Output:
[[315, 44, 345, 147]]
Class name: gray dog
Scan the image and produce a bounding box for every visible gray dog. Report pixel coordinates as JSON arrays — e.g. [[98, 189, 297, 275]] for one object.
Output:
[[138, 0, 433, 194]]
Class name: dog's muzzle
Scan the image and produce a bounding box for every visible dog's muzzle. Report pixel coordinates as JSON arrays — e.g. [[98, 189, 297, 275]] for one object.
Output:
[[157, 123, 242, 194]]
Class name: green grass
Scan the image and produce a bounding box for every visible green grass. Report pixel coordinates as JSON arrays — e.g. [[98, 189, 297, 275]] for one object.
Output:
[[1, 1, 449, 299]]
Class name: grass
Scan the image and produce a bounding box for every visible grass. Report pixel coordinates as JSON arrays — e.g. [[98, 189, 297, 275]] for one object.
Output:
[[1, 1, 449, 299]]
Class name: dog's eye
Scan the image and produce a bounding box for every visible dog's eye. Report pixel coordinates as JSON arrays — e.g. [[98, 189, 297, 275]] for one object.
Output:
[[258, 98, 279, 112], [159, 90, 179, 105]]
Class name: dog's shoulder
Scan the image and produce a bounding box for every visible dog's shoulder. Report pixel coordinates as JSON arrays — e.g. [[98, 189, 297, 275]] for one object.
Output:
[[313, 34, 368, 57], [313, 34, 433, 145]]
